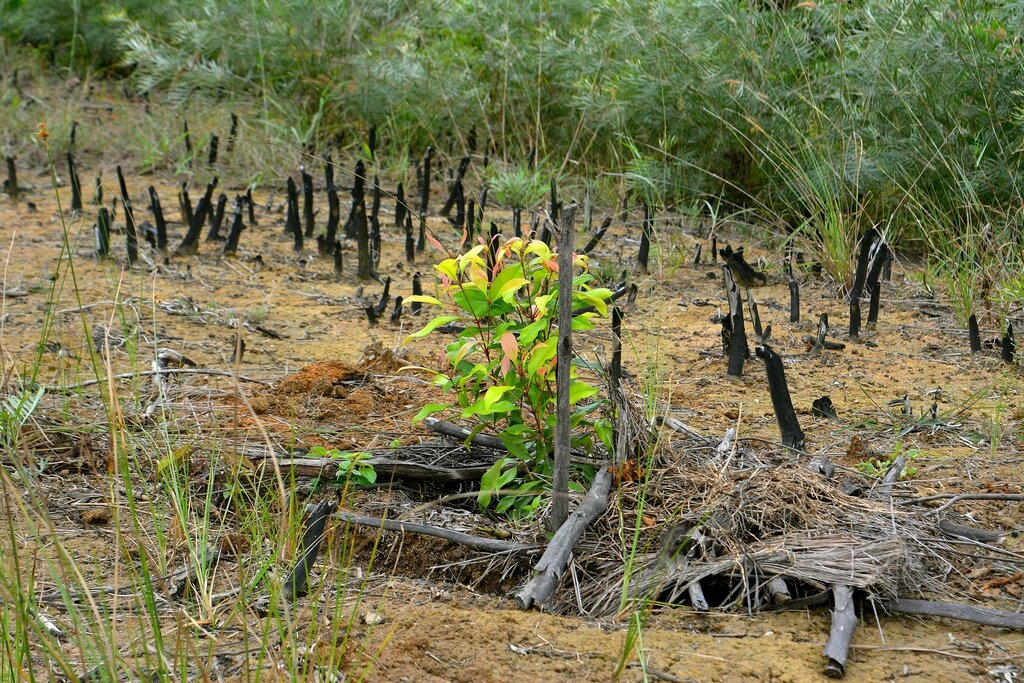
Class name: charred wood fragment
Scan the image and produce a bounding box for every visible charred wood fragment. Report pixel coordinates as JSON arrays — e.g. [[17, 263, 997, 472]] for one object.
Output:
[[419, 146, 432, 216], [581, 216, 611, 255], [755, 342, 805, 450], [404, 212, 415, 264], [149, 187, 168, 252], [223, 197, 244, 255], [848, 301, 861, 341], [302, 166, 315, 238], [638, 204, 652, 272], [440, 156, 470, 217], [323, 178, 340, 256], [394, 182, 406, 228], [1003, 322, 1015, 364], [207, 133, 219, 167], [724, 267, 747, 378], [823, 585, 856, 678], [849, 227, 879, 302], [747, 288, 763, 339], [789, 277, 800, 323], [968, 314, 981, 353], [95, 207, 111, 257], [116, 166, 138, 266], [206, 193, 228, 241], [333, 242, 343, 278], [226, 113, 239, 154], [390, 296, 403, 323], [867, 281, 880, 325], [693, 242, 702, 265], [176, 178, 218, 256], [411, 273, 423, 314], [374, 277, 391, 317], [355, 199, 372, 280], [67, 152, 82, 211], [283, 497, 338, 599], [812, 396, 838, 420], [3, 156, 17, 199]]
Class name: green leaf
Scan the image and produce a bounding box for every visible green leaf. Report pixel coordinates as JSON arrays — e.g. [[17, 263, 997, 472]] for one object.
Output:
[[404, 294, 443, 306], [483, 384, 514, 408], [519, 319, 547, 345], [412, 403, 449, 423], [568, 380, 599, 404], [404, 315, 459, 341]]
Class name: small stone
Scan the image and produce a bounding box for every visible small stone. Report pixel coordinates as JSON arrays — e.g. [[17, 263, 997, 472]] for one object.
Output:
[[363, 611, 385, 626]]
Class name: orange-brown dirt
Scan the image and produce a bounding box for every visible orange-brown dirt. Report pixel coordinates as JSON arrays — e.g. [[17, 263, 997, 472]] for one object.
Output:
[[1, 156, 1022, 682]]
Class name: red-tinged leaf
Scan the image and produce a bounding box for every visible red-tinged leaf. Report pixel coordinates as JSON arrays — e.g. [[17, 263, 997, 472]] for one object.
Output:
[[500, 331, 519, 359], [427, 231, 445, 253], [440, 273, 450, 288], [439, 348, 450, 371], [501, 354, 511, 376], [543, 259, 559, 273]]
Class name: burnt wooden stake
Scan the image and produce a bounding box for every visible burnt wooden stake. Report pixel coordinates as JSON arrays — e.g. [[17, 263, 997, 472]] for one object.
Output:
[[333, 242, 343, 278], [638, 204, 652, 273], [513, 207, 522, 238], [345, 160, 366, 240], [417, 213, 426, 253], [390, 296, 403, 323], [95, 207, 111, 257], [755, 343, 805, 449], [693, 242, 702, 265], [466, 198, 476, 241], [176, 178, 218, 255], [812, 396, 839, 420], [867, 281, 881, 325], [67, 152, 82, 211], [724, 267, 747, 378], [183, 120, 193, 159], [848, 301, 861, 341], [969, 314, 981, 353], [284, 177, 299, 236], [419, 146, 432, 216], [711, 235, 717, 263], [368, 124, 377, 159], [364, 305, 378, 325], [395, 182, 406, 228], [116, 166, 138, 266], [1003, 322, 1015, 364], [581, 216, 611, 255], [283, 498, 337, 599], [223, 197, 244, 255], [374, 277, 391, 317], [849, 227, 879, 301], [404, 212, 415, 264], [747, 288, 763, 339], [207, 133, 219, 167], [4, 156, 18, 199], [411, 273, 423, 314], [148, 187, 168, 252], [610, 307, 623, 390], [226, 113, 239, 154], [206, 193, 228, 241], [440, 156, 471, 217], [547, 203, 578, 533], [246, 188, 256, 224], [451, 180, 465, 230], [302, 166, 315, 238], [355, 199, 372, 280], [789, 277, 800, 323], [370, 174, 382, 223], [93, 176, 102, 205], [180, 182, 194, 227]]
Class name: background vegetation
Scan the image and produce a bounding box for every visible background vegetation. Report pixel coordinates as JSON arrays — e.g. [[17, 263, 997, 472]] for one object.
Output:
[[3, 0, 1024, 311]]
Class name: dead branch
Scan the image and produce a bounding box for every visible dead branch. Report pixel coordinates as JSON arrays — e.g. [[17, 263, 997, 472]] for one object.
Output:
[[823, 585, 856, 678], [516, 466, 613, 610], [336, 510, 536, 554], [47, 368, 270, 391], [422, 417, 506, 450], [881, 599, 1024, 630]]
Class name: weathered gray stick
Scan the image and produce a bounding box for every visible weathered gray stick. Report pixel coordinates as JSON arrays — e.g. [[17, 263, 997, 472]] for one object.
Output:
[[824, 585, 856, 678], [881, 598, 1024, 629], [423, 417, 506, 450], [337, 510, 534, 554], [517, 466, 613, 610], [548, 203, 578, 532]]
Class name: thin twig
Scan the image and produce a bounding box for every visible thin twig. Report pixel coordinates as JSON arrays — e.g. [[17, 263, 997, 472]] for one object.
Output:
[[46, 368, 271, 391]]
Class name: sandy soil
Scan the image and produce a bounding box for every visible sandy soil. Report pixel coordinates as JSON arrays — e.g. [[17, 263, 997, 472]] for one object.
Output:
[[1, 157, 1022, 682]]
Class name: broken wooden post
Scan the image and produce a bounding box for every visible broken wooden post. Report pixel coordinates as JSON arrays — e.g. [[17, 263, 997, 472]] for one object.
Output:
[[610, 307, 623, 390], [284, 176, 299, 236], [333, 242, 343, 278], [67, 152, 82, 211], [374, 277, 391, 317], [547, 203, 578, 532], [466, 198, 476, 241], [638, 204, 652, 273], [404, 212, 415, 264], [823, 585, 856, 678], [93, 176, 102, 205], [116, 166, 138, 266], [724, 267, 747, 378], [95, 207, 111, 257], [176, 178, 218, 256], [364, 305, 378, 325], [581, 216, 611, 255], [355, 199, 372, 280], [390, 296, 404, 323], [223, 197, 244, 255], [395, 182, 406, 228], [711, 235, 717, 263], [206, 193, 228, 241], [848, 301, 861, 341], [812, 396, 839, 420], [3, 156, 17, 199], [283, 498, 338, 599], [789, 277, 800, 323], [747, 288, 763, 339], [226, 113, 239, 154], [693, 242, 702, 265], [1003, 321, 1015, 364], [419, 146, 432, 217], [849, 227, 879, 302], [207, 133, 219, 167], [513, 207, 523, 238], [968, 314, 981, 353], [322, 176, 340, 257], [370, 179, 382, 268], [440, 156, 470, 217], [302, 166, 315, 238], [867, 281, 880, 326], [755, 343, 805, 450], [246, 187, 257, 224], [411, 273, 423, 314], [183, 119, 193, 159], [149, 187, 168, 253], [345, 160, 366, 240]]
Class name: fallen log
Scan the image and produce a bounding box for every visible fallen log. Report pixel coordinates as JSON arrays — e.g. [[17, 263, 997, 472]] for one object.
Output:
[[423, 417, 505, 450], [881, 598, 1024, 630], [516, 466, 613, 610], [337, 510, 535, 554], [823, 585, 856, 678]]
